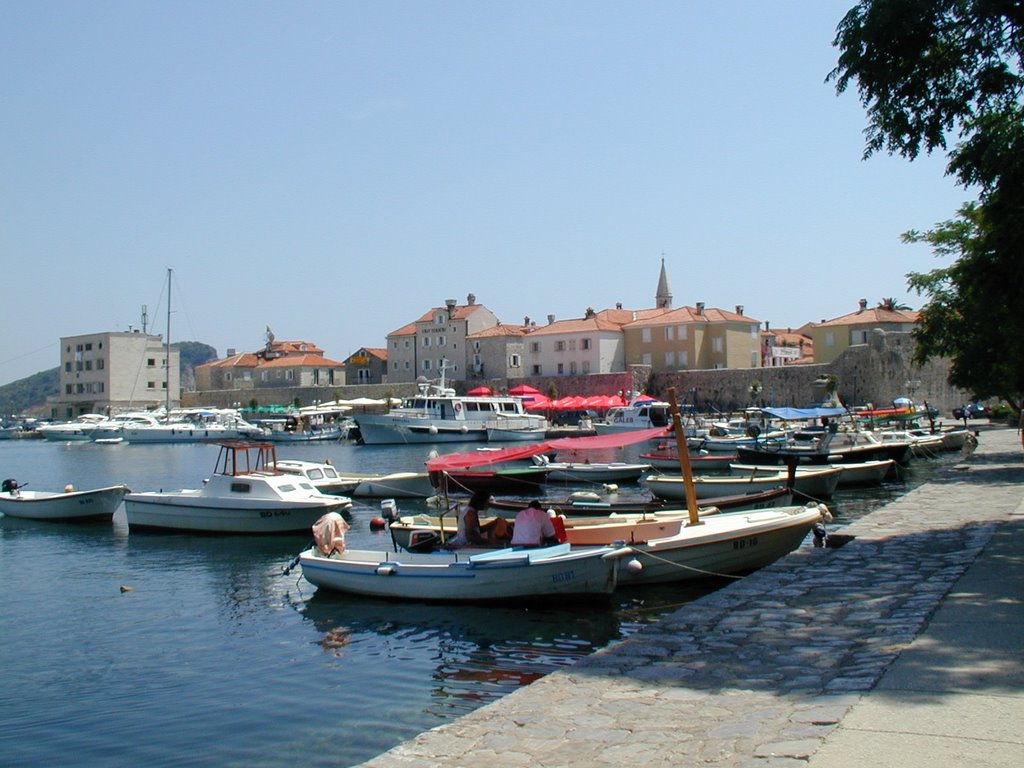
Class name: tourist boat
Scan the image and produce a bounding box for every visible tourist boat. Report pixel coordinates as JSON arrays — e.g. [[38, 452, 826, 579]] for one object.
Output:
[[123, 441, 351, 533], [297, 540, 630, 602], [0, 480, 130, 521], [36, 414, 108, 442], [484, 414, 550, 442], [354, 365, 546, 444], [613, 503, 826, 586], [728, 459, 896, 487], [275, 459, 357, 495], [88, 412, 164, 441], [430, 465, 552, 495], [642, 464, 842, 500], [592, 395, 673, 435]]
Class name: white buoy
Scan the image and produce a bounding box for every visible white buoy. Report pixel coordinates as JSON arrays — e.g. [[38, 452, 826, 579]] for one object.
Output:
[[626, 558, 643, 574]]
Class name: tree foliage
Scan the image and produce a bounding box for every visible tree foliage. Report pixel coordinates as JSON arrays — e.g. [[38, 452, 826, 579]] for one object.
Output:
[[831, 0, 1024, 413]]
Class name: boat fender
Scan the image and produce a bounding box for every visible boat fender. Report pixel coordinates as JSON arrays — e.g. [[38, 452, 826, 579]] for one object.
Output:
[[64, 484, 74, 493], [816, 502, 833, 523], [603, 483, 619, 494], [569, 491, 601, 503], [376, 563, 398, 575], [370, 517, 387, 531], [626, 558, 643, 574]]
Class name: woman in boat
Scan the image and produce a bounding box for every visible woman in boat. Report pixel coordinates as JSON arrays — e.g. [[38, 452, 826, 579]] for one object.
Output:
[[446, 491, 509, 548]]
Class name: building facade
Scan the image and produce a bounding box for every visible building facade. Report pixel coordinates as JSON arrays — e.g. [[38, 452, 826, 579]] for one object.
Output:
[[385, 294, 500, 383], [51, 331, 181, 419], [809, 299, 919, 365], [622, 304, 762, 372], [195, 337, 345, 393], [343, 347, 388, 385]]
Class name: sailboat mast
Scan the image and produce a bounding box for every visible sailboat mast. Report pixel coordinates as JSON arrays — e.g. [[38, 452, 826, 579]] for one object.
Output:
[[165, 268, 172, 415]]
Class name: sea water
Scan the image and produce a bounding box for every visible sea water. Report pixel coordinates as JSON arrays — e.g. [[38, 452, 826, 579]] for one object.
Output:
[[0, 438, 956, 766]]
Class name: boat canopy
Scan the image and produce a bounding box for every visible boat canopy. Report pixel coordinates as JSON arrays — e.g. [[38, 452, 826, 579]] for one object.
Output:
[[425, 427, 669, 471], [762, 407, 847, 421]]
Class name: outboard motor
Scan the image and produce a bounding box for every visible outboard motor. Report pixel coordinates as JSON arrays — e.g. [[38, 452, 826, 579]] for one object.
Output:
[[2, 479, 18, 493]]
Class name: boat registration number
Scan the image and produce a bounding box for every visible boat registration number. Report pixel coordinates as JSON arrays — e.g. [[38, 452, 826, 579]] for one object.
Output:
[[551, 570, 576, 584], [260, 510, 292, 518], [732, 536, 759, 550]]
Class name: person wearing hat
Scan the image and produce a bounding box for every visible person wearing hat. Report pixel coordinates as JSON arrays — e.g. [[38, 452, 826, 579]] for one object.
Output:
[[510, 499, 558, 548]]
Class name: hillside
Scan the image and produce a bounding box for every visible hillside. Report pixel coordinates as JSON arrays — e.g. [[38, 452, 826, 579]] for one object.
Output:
[[0, 341, 218, 416]]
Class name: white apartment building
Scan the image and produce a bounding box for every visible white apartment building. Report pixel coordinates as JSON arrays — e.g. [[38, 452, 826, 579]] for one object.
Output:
[[51, 331, 180, 419]]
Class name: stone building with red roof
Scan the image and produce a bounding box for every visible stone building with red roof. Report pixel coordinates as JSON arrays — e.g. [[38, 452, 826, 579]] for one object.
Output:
[[195, 333, 345, 392], [809, 299, 919, 364]]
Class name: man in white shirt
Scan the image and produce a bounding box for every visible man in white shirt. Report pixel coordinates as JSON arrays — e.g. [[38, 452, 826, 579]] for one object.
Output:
[[510, 500, 558, 548]]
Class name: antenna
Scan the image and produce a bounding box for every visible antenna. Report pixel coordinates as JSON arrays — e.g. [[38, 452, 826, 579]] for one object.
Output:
[[141, 305, 149, 334]]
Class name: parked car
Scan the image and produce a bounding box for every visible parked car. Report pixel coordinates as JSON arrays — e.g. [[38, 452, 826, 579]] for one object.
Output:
[[953, 403, 989, 420]]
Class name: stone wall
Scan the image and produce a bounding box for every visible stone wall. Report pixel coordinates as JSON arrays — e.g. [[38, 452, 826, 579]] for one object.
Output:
[[652, 329, 967, 414]]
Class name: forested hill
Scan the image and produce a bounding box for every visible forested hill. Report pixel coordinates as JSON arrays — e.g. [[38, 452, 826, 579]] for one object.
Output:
[[0, 341, 218, 416]]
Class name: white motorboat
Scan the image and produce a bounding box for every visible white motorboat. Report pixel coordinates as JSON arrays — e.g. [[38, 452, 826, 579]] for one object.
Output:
[[36, 414, 108, 442], [123, 442, 351, 533], [297, 540, 629, 602], [593, 396, 673, 435], [355, 365, 547, 445], [275, 459, 357, 495], [643, 464, 842, 500], [88, 412, 163, 441], [0, 480, 130, 521], [120, 408, 263, 444]]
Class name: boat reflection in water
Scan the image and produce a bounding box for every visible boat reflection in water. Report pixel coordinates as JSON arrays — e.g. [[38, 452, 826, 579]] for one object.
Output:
[[297, 582, 719, 714]]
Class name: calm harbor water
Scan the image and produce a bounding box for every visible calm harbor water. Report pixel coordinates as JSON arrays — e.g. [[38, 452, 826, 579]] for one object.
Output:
[[0, 437, 959, 767]]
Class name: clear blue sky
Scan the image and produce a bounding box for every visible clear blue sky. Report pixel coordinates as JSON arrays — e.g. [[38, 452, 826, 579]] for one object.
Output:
[[1, 1, 970, 386]]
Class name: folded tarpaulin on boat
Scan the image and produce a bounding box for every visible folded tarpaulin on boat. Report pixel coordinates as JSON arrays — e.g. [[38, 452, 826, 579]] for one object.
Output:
[[762, 407, 847, 421], [424, 427, 669, 471]]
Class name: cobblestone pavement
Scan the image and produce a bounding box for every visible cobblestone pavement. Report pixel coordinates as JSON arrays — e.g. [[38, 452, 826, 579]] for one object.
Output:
[[359, 427, 1023, 768]]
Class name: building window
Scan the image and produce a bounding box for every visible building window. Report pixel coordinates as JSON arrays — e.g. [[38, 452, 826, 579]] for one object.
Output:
[[665, 351, 675, 366], [85, 343, 92, 351], [664, 327, 673, 341], [285, 370, 294, 381], [557, 363, 564, 374], [642, 353, 652, 366], [532, 365, 542, 375], [825, 331, 835, 347], [438, 336, 446, 347], [712, 337, 723, 353], [569, 340, 576, 351], [677, 326, 688, 340], [509, 354, 521, 367], [555, 341, 565, 352], [225, 372, 233, 381], [423, 337, 431, 348], [85, 360, 92, 370], [65, 384, 72, 394], [76, 383, 84, 393], [147, 358, 156, 367], [97, 382, 104, 393], [582, 360, 590, 374], [64, 362, 71, 372], [147, 381, 156, 390], [569, 361, 577, 374], [97, 359, 104, 370], [423, 359, 432, 371], [581, 338, 591, 350], [642, 328, 651, 343], [680, 351, 689, 367], [530, 342, 540, 353]]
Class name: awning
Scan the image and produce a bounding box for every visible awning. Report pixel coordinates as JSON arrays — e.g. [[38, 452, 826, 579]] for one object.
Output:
[[424, 427, 669, 471], [763, 407, 847, 421]]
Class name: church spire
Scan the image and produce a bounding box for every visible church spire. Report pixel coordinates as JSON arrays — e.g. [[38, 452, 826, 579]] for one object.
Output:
[[655, 256, 672, 309]]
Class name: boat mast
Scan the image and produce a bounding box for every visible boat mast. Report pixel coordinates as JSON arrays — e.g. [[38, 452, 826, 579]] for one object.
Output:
[[165, 268, 172, 415]]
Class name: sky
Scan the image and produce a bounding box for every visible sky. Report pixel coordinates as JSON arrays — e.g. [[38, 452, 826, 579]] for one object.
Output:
[[0, 1, 972, 386]]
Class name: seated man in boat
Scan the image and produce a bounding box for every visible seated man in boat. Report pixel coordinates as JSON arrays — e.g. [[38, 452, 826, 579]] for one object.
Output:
[[510, 500, 559, 549], [445, 491, 510, 549]]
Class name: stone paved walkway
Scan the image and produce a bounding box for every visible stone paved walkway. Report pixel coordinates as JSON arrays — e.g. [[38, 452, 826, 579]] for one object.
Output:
[[359, 426, 1023, 767]]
